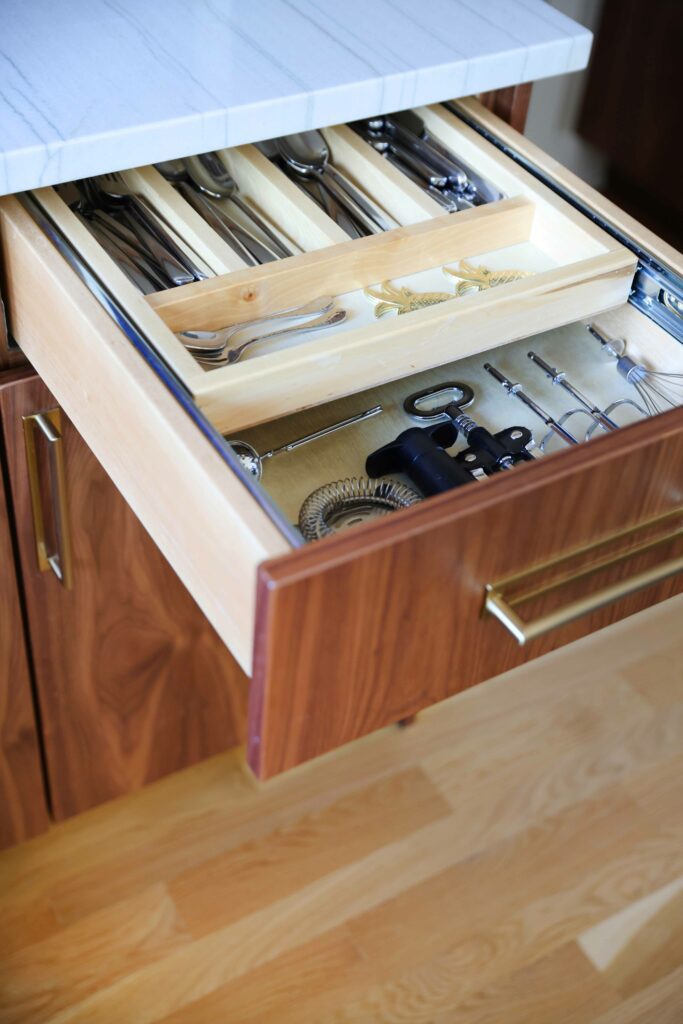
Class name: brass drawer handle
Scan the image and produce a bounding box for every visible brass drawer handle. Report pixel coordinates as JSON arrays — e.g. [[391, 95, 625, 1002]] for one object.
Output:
[[22, 408, 74, 589], [484, 517, 683, 645]]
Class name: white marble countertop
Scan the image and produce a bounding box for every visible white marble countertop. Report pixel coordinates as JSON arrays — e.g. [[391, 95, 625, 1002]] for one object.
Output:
[[0, 0, 591, 196]]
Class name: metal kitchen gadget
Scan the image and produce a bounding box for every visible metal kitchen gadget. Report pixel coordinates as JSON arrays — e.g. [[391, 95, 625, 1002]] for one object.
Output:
[[402, 381, 475, 420], [405, 383, 534, 474], [527, 351, 621, 434], [227, 405, 383, 481], [588, 324, 683, 415], [299, 477, 421, 541], [450, 408, 535, 474], [484, 363, 579, 447]]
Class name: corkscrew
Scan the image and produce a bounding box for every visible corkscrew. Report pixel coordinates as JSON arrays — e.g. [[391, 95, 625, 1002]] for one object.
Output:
[[448, 405, 535, 474], [366, 419, 478, 495]]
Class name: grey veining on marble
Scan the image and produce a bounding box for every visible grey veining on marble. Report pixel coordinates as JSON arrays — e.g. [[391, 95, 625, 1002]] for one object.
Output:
[[0, 0, 592, 196]]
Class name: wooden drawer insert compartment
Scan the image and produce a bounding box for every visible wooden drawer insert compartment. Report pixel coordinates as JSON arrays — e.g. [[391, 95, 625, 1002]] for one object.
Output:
[[27, 102, 635, 434]]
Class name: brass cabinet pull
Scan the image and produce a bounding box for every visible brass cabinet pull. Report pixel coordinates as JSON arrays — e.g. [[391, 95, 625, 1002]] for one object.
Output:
[[484, 516, 683, 645], [22, 408, 74, 589]]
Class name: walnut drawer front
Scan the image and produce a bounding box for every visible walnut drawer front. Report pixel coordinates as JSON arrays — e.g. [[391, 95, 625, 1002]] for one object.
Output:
[[0, 99, 681, 779]]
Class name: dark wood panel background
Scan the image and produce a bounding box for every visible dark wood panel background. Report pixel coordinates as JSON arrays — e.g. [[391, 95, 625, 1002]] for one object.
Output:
[[0, 374, 247, 820], [0, 386, 49, 847], [578, 0, 683, 250], [250, 409, 683, 778]]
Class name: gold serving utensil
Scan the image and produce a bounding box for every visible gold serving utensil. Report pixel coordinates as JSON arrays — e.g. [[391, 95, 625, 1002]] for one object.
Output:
[[443, 258, 533, 295], [364, 282, 454, 318]]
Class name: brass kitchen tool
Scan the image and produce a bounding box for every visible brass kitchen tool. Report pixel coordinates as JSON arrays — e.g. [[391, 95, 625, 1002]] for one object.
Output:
[[443, 259, 533, 295], [364, 281, 453, 318]]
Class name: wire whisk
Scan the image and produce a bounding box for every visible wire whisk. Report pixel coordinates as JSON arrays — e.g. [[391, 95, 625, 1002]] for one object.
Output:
[[588, 324, 683, 416]]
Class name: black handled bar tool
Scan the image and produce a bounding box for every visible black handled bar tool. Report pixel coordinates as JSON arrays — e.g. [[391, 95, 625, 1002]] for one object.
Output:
[[449, 404, 535, 474], [527, 351, 620, 432], [484, 363, 579, 447], [401, 380, 534, 473], [366, 419, 478, 496]]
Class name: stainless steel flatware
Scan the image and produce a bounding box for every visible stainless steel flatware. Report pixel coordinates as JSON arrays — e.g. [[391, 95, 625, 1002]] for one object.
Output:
[[177, 296, 335, 354], [361, 143, 462, 212], [156, 158, 290, 265], [228, 405, 383, 479], [275, 130, 398, 235], [57, 182, 170, 293], [389, 111, 470, 190], [183, 152, 293, 259], [91, 173, 207, 284], [355, 111, 503, 208], [362, 129, 449, 188], [197, 308, 347, 366]]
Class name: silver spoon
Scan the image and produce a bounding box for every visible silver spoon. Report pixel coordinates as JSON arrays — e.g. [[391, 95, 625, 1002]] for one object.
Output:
[[198, 308, 347, 367], [177, 295, 334, 353], [184, 152, 293, 259], [275, 130, 398, 234], [228, 405, 383, 479], [156, 159, 282, 265]]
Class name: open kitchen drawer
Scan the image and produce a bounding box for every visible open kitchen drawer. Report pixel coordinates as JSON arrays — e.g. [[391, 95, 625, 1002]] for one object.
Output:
[[0, 98, 681, 778]]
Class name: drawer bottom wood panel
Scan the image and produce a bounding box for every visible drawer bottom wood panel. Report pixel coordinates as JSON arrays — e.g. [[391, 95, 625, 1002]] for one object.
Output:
[[250, 410, 683, 777]]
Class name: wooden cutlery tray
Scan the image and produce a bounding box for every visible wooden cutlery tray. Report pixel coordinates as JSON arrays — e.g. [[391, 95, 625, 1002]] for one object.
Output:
[[29, 103, 635, 435]]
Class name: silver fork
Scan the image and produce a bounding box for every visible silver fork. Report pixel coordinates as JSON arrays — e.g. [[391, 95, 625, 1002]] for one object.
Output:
[[94, 172, 208, 284]]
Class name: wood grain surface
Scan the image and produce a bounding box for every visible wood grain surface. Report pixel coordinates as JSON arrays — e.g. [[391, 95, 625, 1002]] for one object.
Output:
[[0, 195, 291, 672], [0, 374, 248, 820], [454, 97, 683, 280], [480, 83, 533, 133], [0, 376, 48, 846], [0, 594, 681, 1022], [250, 408, 683, 777], [147, 197, 535, 331]]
